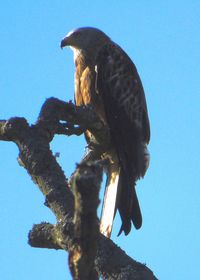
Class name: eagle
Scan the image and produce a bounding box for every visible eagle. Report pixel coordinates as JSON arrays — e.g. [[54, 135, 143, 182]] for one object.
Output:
[[61, 27, 150, 237]]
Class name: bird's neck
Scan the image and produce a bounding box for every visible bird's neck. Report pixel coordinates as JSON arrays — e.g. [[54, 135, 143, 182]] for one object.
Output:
[[73, 48, 95, 69], [72, 41, 107, 68], [71, 47, 82, 63]]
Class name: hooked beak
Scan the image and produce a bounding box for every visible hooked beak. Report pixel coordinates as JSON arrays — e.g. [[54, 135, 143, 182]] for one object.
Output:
[[60, 36, 70, 49]]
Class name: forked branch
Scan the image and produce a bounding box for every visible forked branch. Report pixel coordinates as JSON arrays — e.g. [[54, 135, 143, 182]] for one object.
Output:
[[0, 98, 157, 280]]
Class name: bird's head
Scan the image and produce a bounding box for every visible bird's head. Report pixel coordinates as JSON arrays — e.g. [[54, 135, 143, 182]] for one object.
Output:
[[60, 27, 109, 54]]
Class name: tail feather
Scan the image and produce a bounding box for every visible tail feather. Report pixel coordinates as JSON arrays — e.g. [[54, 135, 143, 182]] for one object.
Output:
[[131, 185, 142, 229], [100, 163, 142, 237], [117, 169, 142, 236], [100, 163, 120, 238]]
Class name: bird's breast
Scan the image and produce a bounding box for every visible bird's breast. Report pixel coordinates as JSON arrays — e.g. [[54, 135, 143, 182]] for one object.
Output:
[[80, 67, 93, 105]]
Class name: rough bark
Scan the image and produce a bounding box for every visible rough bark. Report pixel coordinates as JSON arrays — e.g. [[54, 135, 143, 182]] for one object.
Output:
[[0, 98, 158, 280]]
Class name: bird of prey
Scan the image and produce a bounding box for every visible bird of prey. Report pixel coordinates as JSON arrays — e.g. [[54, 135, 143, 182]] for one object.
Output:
[[61, 27, 150, 237]]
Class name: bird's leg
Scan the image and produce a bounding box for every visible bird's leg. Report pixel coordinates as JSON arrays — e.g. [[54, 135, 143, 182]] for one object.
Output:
[[68, 144, 102, 188], [80, 146, 101, 163]]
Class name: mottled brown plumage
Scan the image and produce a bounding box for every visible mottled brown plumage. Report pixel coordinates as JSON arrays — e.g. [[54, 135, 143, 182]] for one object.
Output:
[[61, 27, 150, 236]]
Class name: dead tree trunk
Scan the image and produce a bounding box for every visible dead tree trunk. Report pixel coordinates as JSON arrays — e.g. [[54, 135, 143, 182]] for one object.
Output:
[[0, 97, 158, 280]]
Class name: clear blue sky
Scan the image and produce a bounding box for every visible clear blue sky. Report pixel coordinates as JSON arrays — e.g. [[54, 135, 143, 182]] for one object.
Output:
[[0, 1, 200, 279]]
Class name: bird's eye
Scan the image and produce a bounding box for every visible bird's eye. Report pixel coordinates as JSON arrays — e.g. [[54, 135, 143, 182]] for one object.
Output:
[[74, 32, 81, 37]]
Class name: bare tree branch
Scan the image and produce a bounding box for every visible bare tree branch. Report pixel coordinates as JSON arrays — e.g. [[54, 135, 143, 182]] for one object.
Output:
[[0, 98, 158, 280], [28, 223, 62, 250]]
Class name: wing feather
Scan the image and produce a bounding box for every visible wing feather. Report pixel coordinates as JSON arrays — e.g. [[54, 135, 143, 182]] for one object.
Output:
[[96, 43, 150, 180]]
